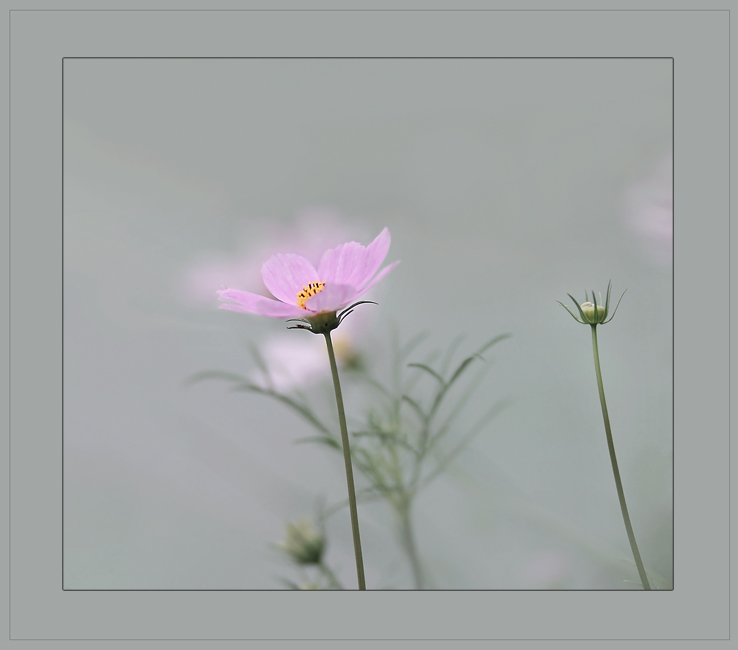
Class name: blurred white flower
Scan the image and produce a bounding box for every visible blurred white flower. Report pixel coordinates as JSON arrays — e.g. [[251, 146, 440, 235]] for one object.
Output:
[[623, 154, 673, 267], [253, 318, 365, 393]]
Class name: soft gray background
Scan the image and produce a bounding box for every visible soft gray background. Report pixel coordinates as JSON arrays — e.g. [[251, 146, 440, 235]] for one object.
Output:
[[63, 57, 672, 590], [9, 5, 729, 644]]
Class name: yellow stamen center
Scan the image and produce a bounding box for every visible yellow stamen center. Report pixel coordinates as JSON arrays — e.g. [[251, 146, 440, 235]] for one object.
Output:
[[296, 281, 326, 310]]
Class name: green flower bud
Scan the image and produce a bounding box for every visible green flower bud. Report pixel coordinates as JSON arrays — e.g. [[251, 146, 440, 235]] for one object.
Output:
[[276, 518, 325, 565], [580, 301, 606, 324], [558, 282, 626, 326]]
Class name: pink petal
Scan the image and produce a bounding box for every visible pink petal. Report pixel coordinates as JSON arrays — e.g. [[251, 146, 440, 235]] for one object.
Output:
[[317, 241, 365, 286], [304, 284, 358, 314], [217, 288, 306, 318], [317, 227, 393, 288], [261, 254, 320, 305], [351, 260, 400, 298], [355, 227, 392, 289]]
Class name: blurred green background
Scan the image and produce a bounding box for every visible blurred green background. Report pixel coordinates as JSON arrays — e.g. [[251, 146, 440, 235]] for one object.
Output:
[[63, 58, 672, 589]]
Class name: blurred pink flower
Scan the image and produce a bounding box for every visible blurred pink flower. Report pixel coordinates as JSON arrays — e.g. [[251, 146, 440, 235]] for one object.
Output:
[[183, 208, 364, 305], [522, 551, 570, 589], [217, 227, 399, 319], [623, 154, 673, 266]]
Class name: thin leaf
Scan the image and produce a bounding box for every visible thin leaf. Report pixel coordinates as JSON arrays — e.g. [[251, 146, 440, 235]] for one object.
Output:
[[352, 448, 391, 494], [356, 374, 393, 400], [323, 488, 385, 519], [475, 333, 512, 357], [293, 436, 341, 450], [429, 354, 481, 418], [233, 383, 332, 436], [401, 394, 427, 423], [403, 350, 441, 396], [183, 370, 249, 387], [604, 289, 627, 323], [430, 365, 491, 448], [399, 330, 430, 361], [444, 334, 509, 390], [338, 300, 377, 318], [568, 293, 588, 321], [413, 336, 510, 479], [440, 333, 467, 376], [247, 341, 274, 389], [353, 428, 417, 456], [420, 399, 510, 489], [407, 363, 445, 387], [445, 355, 480, 390], [557, 301, 583, 323], [338, 309, 354, 323]]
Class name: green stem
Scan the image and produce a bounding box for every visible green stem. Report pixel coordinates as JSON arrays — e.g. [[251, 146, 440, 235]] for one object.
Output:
[[323, 331, 366, 590], [590, 325, 651, 590], [397, 499, 424, 589], [318, 561, 344, 590]]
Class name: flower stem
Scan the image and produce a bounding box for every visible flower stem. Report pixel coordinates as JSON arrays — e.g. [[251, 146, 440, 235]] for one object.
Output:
[[318, 561, 344, 590], [590, 325, 651, 590], [397, 499, 424, 589], [323, 331, 366, 590]]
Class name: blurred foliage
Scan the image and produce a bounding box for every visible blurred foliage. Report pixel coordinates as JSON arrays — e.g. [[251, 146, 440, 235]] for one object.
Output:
[[187, 329, 511, 588]]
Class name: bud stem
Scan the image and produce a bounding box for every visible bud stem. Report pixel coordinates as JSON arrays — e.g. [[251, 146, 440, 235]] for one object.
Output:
[[398, 499, 425, 589], [590, 325, 651, 590], [318, 561, 344, 590], [323, 331, 366, 590]]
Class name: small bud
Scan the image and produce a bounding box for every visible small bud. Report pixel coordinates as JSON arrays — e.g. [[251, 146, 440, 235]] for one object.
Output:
[[558, 282, 626, 326], [580, 301, 606, 324], [276, 518, 325, 565]]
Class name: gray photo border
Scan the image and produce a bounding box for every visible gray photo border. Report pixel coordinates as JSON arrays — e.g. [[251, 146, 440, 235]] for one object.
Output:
[[7, 4, 730, 644]]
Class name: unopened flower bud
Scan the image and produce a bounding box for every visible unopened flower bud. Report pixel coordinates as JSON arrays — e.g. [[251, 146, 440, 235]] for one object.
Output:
[[558, 282, 625, 326], [580, 301, 606, 324], [277, 518, 325, 565]]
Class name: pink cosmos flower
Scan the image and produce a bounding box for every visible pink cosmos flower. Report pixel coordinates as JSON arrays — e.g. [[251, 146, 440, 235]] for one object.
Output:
[[183, 208, 365, 307], [217, 228, 399, 329]]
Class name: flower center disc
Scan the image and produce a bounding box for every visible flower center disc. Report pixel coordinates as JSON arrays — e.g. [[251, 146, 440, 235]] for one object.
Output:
[[296, 281, 326, 309]]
